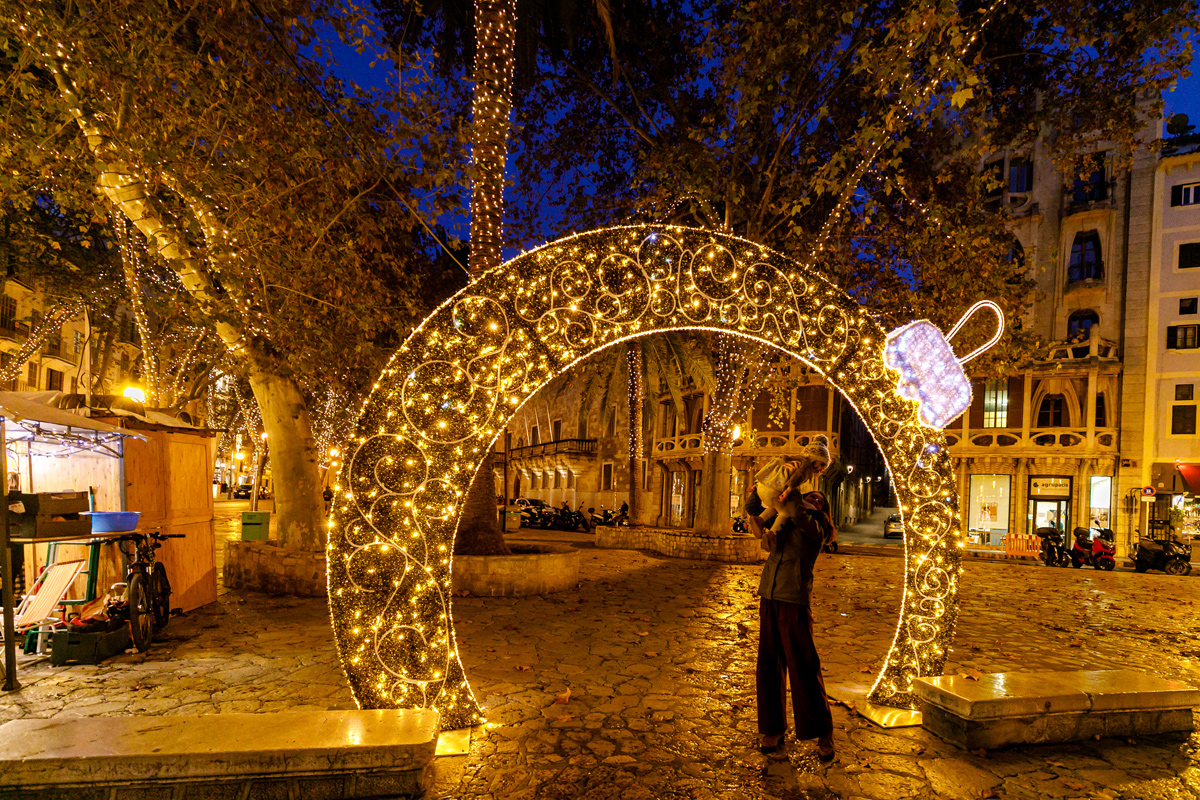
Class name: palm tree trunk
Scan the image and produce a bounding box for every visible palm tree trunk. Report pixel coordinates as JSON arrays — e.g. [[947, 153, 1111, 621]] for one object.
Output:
[[626, 340, 644, 527]]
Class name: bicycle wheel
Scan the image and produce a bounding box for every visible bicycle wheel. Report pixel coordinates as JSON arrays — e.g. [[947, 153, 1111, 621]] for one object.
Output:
[[151, 562, 172, 630], [127, 571, 155, 652]]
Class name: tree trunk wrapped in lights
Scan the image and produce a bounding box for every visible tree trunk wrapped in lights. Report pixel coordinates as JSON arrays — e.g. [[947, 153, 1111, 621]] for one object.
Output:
[[455, 0, 518, 556], [692, 333, 771, 537], [625, 339, 644, 526]]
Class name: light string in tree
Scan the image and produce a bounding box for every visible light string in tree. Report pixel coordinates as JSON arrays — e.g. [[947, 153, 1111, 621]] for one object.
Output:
[[468, 0, 517, 275], [331, 225, 979, 728], [0, 301, 85, 386]]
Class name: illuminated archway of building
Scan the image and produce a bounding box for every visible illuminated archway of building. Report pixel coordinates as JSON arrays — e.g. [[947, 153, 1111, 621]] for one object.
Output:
[[329, 225, 963, 729]]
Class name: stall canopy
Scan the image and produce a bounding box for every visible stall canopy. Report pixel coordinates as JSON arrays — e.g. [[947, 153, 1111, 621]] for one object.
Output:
[[0, 392, 143, 457]]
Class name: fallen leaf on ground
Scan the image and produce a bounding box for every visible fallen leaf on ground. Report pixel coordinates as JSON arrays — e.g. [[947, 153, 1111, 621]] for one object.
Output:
[[644, 651, 658, 657], [1046, 760, 1067, 769], [858, 665, 873, 674], [486, 648, 495, 653], [637, 631, 649, 636], [515, 665, 532, 672], [1068, 637, 1085, 647], [965, 668, 984, 681], [553, 689, 571, 704], [1061, 779, 1086, 790]]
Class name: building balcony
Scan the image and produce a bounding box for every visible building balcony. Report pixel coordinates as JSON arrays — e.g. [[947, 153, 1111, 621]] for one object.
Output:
[[508, 438, 598, 461], [652, 430, 840, 460], [1034, 336, 1120, 364], [945, 426, 1119, 457], [0, 323, 29, 343]]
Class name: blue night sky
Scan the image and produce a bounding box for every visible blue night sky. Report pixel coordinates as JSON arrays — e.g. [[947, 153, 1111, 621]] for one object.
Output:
[[324, 28, 1200, 256]]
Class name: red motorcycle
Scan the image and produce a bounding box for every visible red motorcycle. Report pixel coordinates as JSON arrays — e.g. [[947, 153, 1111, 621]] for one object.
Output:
[[1070, 527, 1116, 570], [1090, 528, 1116, 571]]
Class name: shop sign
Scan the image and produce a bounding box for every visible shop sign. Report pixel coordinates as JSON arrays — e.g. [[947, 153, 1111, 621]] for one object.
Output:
[[1030, 477, 1071, 497]]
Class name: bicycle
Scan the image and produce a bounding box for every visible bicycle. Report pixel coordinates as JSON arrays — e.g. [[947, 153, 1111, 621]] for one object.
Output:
[[109, 531, 185, 652]]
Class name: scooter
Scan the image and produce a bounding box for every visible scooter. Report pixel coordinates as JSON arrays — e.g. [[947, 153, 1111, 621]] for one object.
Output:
[[1090, 528, 1116, 571], [1132, 532, 1193, 575], [1069, 527, 1095, 568], [1036, 526, 1069, 567]]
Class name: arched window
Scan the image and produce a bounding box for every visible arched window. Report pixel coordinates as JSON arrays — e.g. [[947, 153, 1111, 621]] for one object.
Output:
[[1037, 394, 1067, 428], [1067, 310, 1099, 341], [1068, 232, 1103, 283]]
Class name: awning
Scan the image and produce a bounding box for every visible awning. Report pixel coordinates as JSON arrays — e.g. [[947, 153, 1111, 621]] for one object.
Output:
[[0, 391, 142, 457], [1178, 463, 1200, 495]]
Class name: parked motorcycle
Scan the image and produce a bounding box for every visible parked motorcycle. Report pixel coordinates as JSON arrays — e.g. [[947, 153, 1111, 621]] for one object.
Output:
[[1132, 531, 1193, 575], [1090, 528, 1116, 571], [595, 507, 630, 527], [1069, 527, 1094, 568], [732, 516, 749, 534], [1036, 526, 1069, 567]]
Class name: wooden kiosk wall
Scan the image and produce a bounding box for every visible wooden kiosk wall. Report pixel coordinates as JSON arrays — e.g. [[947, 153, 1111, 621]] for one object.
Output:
[[120, 427, 217, 612], [28, 424, 217, 613]]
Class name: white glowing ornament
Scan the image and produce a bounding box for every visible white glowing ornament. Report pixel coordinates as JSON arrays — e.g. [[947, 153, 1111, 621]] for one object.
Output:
[[884, 301, 1005, 429]]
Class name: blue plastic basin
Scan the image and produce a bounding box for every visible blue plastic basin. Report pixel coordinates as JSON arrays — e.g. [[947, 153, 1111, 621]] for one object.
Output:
[[86, 511, 142, 533]]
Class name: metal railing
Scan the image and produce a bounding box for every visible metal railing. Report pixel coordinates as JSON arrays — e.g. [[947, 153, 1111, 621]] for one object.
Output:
[[652, 429, 840, 457], [508, 438, 598, 460]]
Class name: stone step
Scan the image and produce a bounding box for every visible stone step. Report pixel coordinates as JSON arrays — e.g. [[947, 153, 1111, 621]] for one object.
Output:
[[0, 708, 439, 800], [913, 669, 1200, 750]]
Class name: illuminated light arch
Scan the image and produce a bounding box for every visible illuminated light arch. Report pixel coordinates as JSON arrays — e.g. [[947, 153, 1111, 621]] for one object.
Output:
[[329, 225, 963, 729]]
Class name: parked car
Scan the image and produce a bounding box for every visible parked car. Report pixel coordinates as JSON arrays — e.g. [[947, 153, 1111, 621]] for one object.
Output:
[[883, 513, 903, 538], [233, 484, 253, 499]]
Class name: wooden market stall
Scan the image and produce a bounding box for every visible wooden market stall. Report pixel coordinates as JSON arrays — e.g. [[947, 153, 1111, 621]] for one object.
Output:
[[13, 395, 219, 615]]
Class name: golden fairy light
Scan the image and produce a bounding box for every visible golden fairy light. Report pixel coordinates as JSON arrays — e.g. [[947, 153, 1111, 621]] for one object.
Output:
[[331, 225, 971, 729]]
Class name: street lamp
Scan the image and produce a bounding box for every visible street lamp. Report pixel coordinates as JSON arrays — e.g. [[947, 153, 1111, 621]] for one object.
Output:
[[121, 384, 146, 404]]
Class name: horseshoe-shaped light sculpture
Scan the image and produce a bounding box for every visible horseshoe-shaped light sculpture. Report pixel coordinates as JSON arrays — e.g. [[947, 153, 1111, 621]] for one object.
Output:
[[329, 225, 1002, 729]]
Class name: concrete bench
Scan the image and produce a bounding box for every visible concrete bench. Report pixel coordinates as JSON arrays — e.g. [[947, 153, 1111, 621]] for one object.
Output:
[[0, 708, 439, 800], [913, 669, 1200, 750]]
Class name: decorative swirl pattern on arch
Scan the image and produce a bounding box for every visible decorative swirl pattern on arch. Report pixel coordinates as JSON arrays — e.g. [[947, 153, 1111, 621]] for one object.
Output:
[[329, 226, 962, 729]]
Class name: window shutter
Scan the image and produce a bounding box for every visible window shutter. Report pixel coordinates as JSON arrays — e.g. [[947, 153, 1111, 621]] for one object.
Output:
[[1168, 326, 1178, 349], [1007, 376, 1024, 428], [1172, 184, 1184, 207], [969, 379, 985, 428]]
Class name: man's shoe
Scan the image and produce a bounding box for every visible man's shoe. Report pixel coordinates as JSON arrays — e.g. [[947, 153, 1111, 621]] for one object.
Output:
[[760, 733, 784, 754], [817, 734, 835, 762]]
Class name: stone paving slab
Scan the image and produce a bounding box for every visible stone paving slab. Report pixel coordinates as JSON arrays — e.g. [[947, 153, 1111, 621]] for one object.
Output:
[[3, 522, 1200, 800], [0, 708, 439, 786]]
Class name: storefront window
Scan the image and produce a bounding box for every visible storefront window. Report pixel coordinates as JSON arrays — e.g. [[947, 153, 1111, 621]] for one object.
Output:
[[1028, 476, 1072, 535], [1088, 475, 1112, 530], [968, 475, 1010, 546]]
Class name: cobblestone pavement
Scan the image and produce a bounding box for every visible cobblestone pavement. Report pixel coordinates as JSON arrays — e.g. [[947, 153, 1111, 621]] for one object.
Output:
[[2, 532, 1198, 799]]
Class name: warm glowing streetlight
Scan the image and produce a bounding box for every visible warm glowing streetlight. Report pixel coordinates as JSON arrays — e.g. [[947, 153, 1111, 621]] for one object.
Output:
[[235, 451, 245, 461], [122, 384, 146, 404], [731, 425, 741, 440], [329, 447, 340, 457]]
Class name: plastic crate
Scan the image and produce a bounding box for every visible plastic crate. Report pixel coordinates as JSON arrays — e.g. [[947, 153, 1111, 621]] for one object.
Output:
[[50, 626, 131, 666]]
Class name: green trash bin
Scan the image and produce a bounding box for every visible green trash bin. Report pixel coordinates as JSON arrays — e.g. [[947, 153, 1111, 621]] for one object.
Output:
[[241, 511, 271, 541]]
